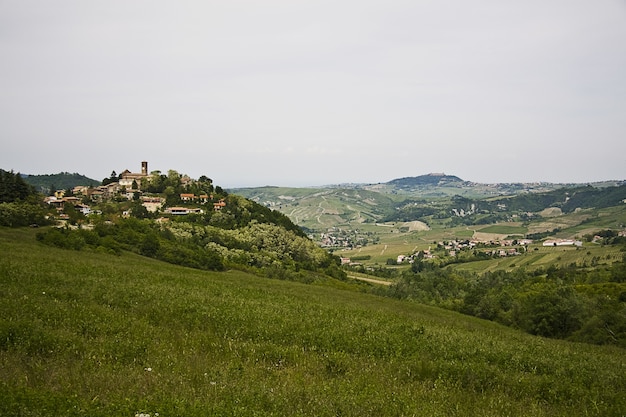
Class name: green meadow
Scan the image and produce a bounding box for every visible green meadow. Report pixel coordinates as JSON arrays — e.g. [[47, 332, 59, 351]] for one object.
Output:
[[1, 227, 625, 416]]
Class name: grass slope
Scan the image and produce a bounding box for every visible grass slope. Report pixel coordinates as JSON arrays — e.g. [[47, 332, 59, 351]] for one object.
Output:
[[1, 227, 625, 416]]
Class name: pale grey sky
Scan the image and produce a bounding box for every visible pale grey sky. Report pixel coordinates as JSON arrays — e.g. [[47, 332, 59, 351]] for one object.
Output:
[[1, 1, 625, 187]]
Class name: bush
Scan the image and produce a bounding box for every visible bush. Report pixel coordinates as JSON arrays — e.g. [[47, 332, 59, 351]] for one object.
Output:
[[36, 228, 86, 250], [0, 202, 49, 227]]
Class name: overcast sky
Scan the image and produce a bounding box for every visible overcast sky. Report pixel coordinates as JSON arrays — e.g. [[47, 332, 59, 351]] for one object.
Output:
[[1, 1, 625, 187]]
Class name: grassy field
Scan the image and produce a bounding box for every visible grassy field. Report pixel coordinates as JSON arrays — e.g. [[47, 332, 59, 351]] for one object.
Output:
[[1, 227, 625, 416], [335, 204, 626, 270], [446, 244, 624, 274], [477, 224, 528, 235]]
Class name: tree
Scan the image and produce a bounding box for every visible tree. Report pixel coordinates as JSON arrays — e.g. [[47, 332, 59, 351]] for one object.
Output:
[[0, 170, 35, 203], [130, 201, 149, 219], [140, 233, 160, 257], [512, 286, 584, 338], [63, 203, 85, 225], [102, 170, 118, 186]]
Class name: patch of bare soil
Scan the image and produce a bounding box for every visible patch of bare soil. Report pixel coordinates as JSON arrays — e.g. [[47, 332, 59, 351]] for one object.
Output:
[[473, 232, 509, 242], [403, 221, 430, 232], [539, 207, 563, 217]]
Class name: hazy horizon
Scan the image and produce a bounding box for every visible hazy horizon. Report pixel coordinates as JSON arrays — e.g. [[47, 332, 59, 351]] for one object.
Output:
[[16, 168, 626, 189], [2, 1, 625, 188]]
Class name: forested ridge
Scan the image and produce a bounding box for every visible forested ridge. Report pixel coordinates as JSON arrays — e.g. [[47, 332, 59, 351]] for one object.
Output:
[[22, 172, 99, 194]]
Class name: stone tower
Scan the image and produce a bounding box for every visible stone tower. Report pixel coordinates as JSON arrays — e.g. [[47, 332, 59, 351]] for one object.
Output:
[[141, 161, 148, 175]]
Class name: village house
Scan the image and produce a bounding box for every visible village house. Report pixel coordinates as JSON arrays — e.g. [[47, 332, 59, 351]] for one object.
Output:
[[180, 193, 195, 202], [72, 185, 90, 195], [44, 196, 81, 210], [100, 182, 120, 199], [179, 193, 211, 204], [213, 199, 226, 211], [75, 204, 91, 215], [88, 189, 104, 202]]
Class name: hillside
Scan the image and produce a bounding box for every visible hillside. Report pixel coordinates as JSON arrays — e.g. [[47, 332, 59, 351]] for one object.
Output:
[[22, 172, 100, 194], [232, 178, 626, 254], [0, 164, 350, 287], [1, 227, 625, 416], [232, 186, 400, 234], [386, 172, 465, 187]]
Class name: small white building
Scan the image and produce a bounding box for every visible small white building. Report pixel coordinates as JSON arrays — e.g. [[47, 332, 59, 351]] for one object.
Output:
[[543, 239, 583, 247], [165, 207, 203, 215]]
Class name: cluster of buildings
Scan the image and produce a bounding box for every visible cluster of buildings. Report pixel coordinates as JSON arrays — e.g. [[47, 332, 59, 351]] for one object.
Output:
[[43, 161, 226, 217], [319, 227, 373, 249]]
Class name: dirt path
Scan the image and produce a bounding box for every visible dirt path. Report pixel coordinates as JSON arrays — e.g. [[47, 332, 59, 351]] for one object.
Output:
[[348, 275, 393, 286]]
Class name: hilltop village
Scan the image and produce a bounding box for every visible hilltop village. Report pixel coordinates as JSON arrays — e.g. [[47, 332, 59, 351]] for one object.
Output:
[[42, 161, 225, 220]]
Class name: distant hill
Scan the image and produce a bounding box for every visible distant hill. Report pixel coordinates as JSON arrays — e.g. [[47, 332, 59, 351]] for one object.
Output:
[[21, 172, 100, 194], [386, 173, 464, 188]]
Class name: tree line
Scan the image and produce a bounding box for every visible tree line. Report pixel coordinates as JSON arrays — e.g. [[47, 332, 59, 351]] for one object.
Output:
[[0, 170, 50, 227], [366, 253, 626, 348]]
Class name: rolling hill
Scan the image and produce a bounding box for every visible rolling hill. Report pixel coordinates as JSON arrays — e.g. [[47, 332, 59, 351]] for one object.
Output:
[[386, 172, 465, 187], [22, 172, 100, 194], [1, 227, 625, 416]]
